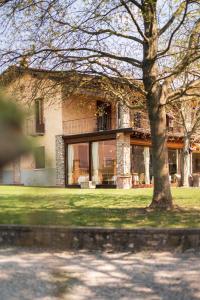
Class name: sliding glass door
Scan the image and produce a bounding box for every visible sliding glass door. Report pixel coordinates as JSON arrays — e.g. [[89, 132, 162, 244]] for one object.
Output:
[[67, 140, 116, 185], [92, 140, 116, 184], [67, 143, 89, 184]]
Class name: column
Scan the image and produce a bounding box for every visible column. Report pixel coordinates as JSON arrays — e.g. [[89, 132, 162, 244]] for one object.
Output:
[[55, 135, 65, 186], [190, 152, 193, 175], [116, 132, 132, 189], [143, 147, 150, 185], [92, 142, 99, 184], [176, 149, 180, 174], [118, 104, 130, 128]]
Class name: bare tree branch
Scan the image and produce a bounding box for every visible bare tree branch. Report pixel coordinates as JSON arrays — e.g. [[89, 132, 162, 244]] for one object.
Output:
[[158, 0, 189, 57], [159, 1, 188, 36], [120, 0, 148, 41]]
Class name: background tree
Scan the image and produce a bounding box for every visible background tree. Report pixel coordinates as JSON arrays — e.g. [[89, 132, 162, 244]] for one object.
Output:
[[0, 0, 200, 209], [171, 96, 200, 187], [181, 100, 200, 187]]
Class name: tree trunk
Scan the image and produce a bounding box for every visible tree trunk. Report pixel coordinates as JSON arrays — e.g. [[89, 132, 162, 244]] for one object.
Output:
[[142, 0, 173, 209], [148, 101, 173, 209], [182, 135, 191, 187]]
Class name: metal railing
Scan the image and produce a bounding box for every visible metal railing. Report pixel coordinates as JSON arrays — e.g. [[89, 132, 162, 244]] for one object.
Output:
[[63, 113, 184, 137], [131, 113, 150, 132], [130, 113, 184, 137], [63, 116, 116, 135]]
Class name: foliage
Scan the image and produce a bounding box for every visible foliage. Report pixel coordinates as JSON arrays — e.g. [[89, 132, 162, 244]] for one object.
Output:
[[0, 91, 32, 166]]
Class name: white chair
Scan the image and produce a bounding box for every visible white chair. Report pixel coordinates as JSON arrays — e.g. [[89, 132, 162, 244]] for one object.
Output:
[[78, 175, 89, 184]]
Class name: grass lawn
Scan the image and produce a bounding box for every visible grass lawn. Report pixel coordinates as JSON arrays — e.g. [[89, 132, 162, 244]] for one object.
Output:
[[0, 186, 199, 228]]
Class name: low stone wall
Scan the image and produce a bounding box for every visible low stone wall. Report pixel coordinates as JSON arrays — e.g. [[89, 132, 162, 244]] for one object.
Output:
[[0, 225, 200, 252]]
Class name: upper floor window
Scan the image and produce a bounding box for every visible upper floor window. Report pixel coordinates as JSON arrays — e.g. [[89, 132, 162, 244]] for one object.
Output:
[[166, 114, 174, 131], [96, 101, 111, 131], [134, 112, 142, 128], [35, 98, 45, 134]]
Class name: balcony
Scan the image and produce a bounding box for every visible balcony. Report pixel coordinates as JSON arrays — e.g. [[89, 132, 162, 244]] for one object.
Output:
[[63, 116, 116, 135], [130, 113, 184, 138], [63, 113, 184, 138], [131, 113, 150, 133]]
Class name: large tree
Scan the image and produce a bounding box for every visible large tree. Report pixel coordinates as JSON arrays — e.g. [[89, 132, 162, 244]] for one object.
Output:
[[0, 0, 200, 209]]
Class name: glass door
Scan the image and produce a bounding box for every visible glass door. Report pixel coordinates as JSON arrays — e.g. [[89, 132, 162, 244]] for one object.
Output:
[[67, 143, 89, 184]]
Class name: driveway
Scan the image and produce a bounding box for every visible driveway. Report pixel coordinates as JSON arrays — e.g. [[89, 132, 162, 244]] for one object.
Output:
[[0, 247, 199, 300]]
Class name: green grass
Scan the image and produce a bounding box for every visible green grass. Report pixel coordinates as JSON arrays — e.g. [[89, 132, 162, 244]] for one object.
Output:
[[0, 186, 199, 228]]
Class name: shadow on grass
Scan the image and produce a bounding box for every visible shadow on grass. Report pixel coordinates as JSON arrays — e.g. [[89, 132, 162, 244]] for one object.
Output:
[[0, 205, 200, 228], [0, 188, 199, 228]]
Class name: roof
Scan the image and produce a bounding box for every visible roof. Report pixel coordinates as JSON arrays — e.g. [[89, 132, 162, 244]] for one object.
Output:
[[0, 65, 143, 89], [0, 65, 145, 105], [0, 65, 81, 84]]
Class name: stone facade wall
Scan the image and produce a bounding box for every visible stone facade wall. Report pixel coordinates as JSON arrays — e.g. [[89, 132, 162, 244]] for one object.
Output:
[[55, 135, 65, 186], [116, 132, 132, 189], [0, 225, 200, 252]]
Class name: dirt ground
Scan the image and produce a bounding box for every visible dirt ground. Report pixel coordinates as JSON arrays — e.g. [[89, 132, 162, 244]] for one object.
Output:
[[0, 247, 199, 300]]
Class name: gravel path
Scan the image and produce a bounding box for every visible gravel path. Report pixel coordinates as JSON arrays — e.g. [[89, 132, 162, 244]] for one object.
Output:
[[0, 247, 200, 300]]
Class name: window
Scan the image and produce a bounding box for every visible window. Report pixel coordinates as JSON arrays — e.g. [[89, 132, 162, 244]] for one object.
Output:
[[67, 140, 116, 185], [166, 114, 174, 131], [34, 146, 45, 169], [68, 143, 89, 184], [131, 146, 153, 184], [168, 149, 177, 175], [96, 101, 112, 131], [133, 112, 141, 128], [192, 153, 200, 173], [35, 98, 45, 133], [92, 140, 116, 184], [131, 145, 146, 183]]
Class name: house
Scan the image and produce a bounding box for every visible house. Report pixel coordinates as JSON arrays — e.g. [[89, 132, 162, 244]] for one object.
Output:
[[0, 66, 200, 188]]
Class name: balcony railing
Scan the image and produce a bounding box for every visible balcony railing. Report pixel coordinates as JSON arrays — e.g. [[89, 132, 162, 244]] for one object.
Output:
[[63, 113, 184, 137], [131, 113, 150, 132], [130, 113, 183, 137], [63, 116, 116, 135]]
